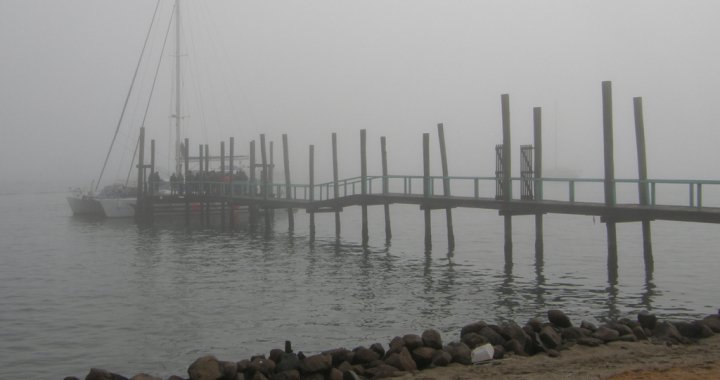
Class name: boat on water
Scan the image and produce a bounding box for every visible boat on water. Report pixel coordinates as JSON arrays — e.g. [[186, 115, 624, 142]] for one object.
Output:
[[67, 184, 136, 217]]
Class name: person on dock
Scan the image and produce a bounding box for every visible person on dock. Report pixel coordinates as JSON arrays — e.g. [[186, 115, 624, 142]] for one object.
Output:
[[170, 173, 177, 196]]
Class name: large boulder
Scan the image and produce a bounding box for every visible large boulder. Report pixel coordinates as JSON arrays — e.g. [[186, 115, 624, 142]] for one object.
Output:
[[443, 342, 471, 365], [478, 326, 506, 346], [402, 334, 424, 351], [460, 332, 487, 349], [129, 375, 161, 380], [501, 322, 529, 347], [322, 348, 351, 367], [411, 347, 435, 369], [431, 350, 452, 367], [421, 329, 443, 349], [580, 320, 598, 332], [561, 327, 589, 342], [85, 369, 129, 380], [384, 347, 416, 372], [299, 354, 332, 374], [188, 356, 224, 380], [637, 311, 657, 330], [369, 343, 386, 359], [547, 310, 572, 328], [275, 352, 300, 373], [249, 357, 275, 377], [460, 321, 487, 338], [539, 325, 562, 349], [609, 323, 634, 336], [593, 326, 620, 343], [703, 315, 720, 333], [386, 336, 405, 356], [652, 321, 686, 344], [351, 347, 380, 365], [674, 321, 714, 339]]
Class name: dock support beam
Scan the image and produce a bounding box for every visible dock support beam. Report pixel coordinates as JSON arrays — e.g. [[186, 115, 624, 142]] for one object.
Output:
[[634, 97, 654, 272], [332, 133, 341, 239], [437, 123, 455, 251], [261, 134, 271, 231], [423, 132, 432, 250], [249, 140, 257, 225], [135, 127, 145, 223], [381, 136, 391, 243], [184, 138, 189, 225], [229, 137, 235, 229], [220, 140, 226, 228], [602, 81, 618, 276], [204, 144, 210, 226], [199, 144, 205, 223], [361, 129, 369, 247], [282, 134, 294, 231], [501, 94, 512, 263], [309, 144, 315, 242], [533, 107, 544, 258]]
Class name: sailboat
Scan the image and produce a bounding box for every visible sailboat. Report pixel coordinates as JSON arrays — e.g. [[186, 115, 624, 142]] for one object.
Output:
[[67, 0, 195, 218]]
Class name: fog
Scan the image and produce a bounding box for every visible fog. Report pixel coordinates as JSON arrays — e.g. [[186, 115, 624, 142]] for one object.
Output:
[[1, 0, 719, 192]]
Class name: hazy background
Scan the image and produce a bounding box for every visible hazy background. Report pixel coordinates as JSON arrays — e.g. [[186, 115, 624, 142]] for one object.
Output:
[[1, 0, 719, 193]]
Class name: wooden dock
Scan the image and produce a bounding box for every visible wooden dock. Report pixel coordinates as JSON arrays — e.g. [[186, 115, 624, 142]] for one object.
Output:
[[133, 81, 720, 273]]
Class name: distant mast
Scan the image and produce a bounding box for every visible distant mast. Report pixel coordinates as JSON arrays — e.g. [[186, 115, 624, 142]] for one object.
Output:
[[174, 0, 182, 176]]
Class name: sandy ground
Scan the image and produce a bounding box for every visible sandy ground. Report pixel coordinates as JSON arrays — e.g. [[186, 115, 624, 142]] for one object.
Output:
[[392, 335, 720, 380]]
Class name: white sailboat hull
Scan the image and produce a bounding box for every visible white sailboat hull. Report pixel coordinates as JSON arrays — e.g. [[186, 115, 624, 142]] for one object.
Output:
[[67, 196, 105, 216], [98, 198, 136, 218]]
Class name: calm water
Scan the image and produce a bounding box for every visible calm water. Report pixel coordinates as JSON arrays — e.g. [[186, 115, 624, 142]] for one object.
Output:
[[1, 191, 718, 379]]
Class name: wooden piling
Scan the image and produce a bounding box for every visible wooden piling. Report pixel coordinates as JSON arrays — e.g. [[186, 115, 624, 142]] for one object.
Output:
[[249, 140, 257, 225], [437, 123, 455, 251], [381, 136, 391, 243], [229, 137, 235, 229], [269, 141, 275, 221], [602, 81, 618, 270], [282, 134, 294, 231], [309, 144, 315, 241], [134, 127, 145, 223], [149, 139, 155, 223], [533, 107, 544, 257], [184, 138, 189, 225], [501, 94, 512, 262], [260, 134, 271, 230], [332, 133, 341, 238], [423, 132, 431, 250], [220, 140, 226, 227], [204, 143, 210, 226], [361, 129, 369, 247], [634, 96, 654, 270], [199, 144, 204, 222]]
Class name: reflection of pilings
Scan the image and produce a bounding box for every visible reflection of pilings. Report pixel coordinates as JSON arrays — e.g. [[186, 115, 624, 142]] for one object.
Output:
[[634, 97, 654, 272], [501, 94, 512, 263], [602, 81, 618, 272], [533, 107, 544, 258], [437, 123, 455, 251]]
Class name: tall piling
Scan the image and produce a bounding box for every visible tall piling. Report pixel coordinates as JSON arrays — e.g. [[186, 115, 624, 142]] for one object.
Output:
[[184, 138, 189, 225], [501, 94, 512, 263], [229, 137, 235, 229], [634, 96, 654, 271], [260, 134, 271, 231], [249, 140, 257, 225], [220, 140, 226, 227], [381, 136, 391, 243], [309, 144, 315, 242], [135, 127, 145, 223], [437, 123, 455, 251], [282, 134, 294, 231], [533, 107, 544, 258], [361, 129, 369, 247], [204, 143, 210, 226], [602, 81, 618, 275], [199, 144, 205, 222], [332, 133, 341, 238], [423, 132, 432, 250]]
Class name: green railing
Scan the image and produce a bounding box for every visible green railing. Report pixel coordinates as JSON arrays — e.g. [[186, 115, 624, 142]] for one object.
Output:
[[174, 176, 720, 209]]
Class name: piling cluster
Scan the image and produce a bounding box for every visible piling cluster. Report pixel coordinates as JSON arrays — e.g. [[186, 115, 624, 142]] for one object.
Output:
[[64, 309, 720, 380]]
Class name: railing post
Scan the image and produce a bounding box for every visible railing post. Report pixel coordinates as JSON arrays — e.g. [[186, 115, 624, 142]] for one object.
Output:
[[697, 183, 703, 208], [569, 181, 575, 203], [689, 183, 694, 207], [474, 178, 479, 198], [651, 182, 656, 206], [331, 133, 340, 238]]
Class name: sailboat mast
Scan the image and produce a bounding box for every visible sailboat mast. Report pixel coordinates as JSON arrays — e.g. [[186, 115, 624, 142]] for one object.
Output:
[[174, 0, 182, 176]]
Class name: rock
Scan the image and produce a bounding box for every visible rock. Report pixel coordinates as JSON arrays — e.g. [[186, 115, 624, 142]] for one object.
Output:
[[546, 349, 561, 358], [387, 336, 405, 355], [431, 350, 452, 367], [402, 334, 424, 350], [188, 356, 224, 380], [421, 329, 443, 349], [269, 349, 284, 364], [249, 357, 275, 377], [460, 321, 487, 338], [703, 315, 720, 333], [275, 353, 300, 373], [444, 342, 471, 365], [492, 345, 505, 359], [411, 347, 435, 369], [298, 374, 321, 380], [270, 370, 299, 380], [501, 322, 529, 347], [129, 375, 161, 380], [547, 310, 572, 328], [251, 373, 268, 380], [237, 360, 251, 373], [64, 377, 81, 380], [652, 321, 685, 344], [618, 334, 637, 342], [460, 332, 487, 349], [675, 321, 714, 339], [329, 368, 343, 380], [322, 348, 351, 367], [369, 343, 385, 359], [299, 354, 332, 374], [351, 347, 379, 365], [638, 311, 657, 330], [526, 318, 544, 333], [539, 325, 563, 349], [632, 325, 648, 340], [221, 361, 238, 379], [167, 376, 186, 380], [363, 364, 398, 379], [580, 320, 598, 332], [85, 368, 129, 380], [577, 337, 604, 347], [609, 323, 634, 336], [336, 362, 353, 373], [385, 347, 416, 372], [561, 327, 587, 341], [479, 326, 506, 346], [504, 339, 527, 356], [342, 370, 361, 380], [593, 326, 620, 343]]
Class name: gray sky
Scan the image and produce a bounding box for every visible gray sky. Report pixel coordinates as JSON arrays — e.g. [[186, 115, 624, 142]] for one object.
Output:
[[1, 0, 719, 191]]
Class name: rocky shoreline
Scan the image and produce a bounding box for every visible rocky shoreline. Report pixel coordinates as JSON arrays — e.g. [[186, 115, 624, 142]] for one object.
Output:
[[64, 309, 720, 380]]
